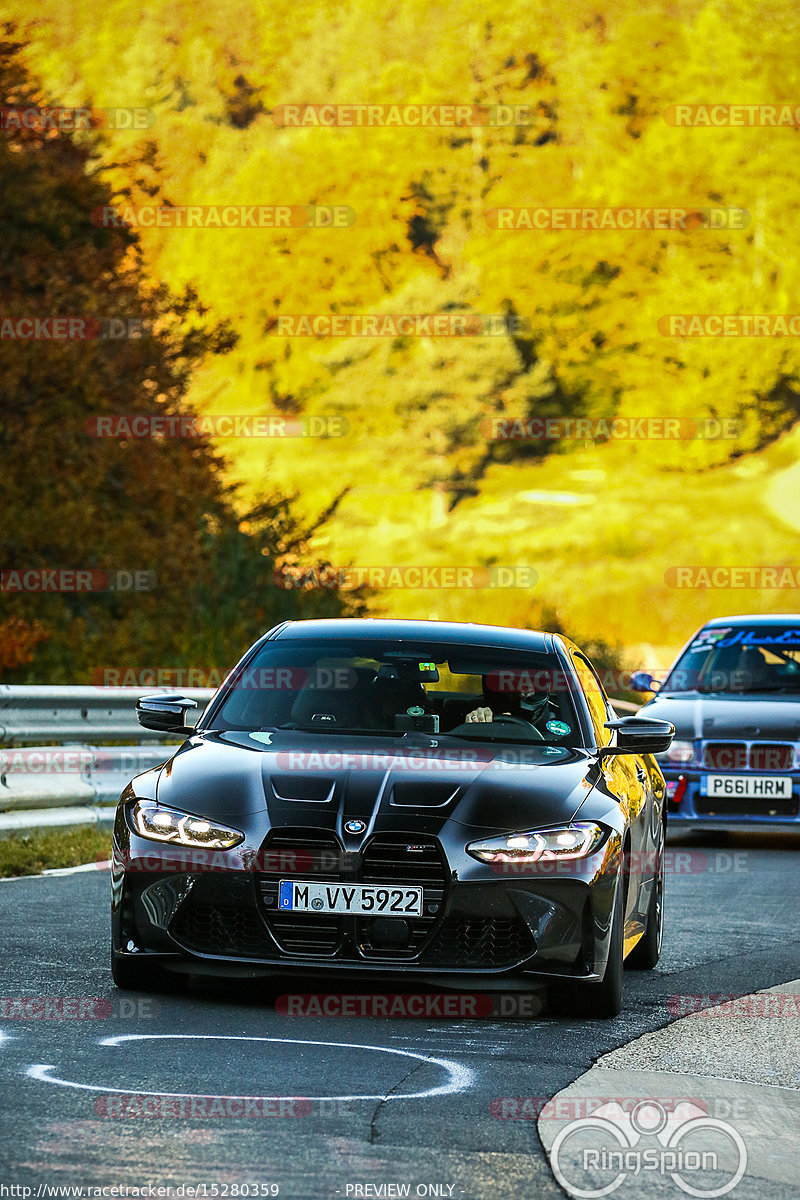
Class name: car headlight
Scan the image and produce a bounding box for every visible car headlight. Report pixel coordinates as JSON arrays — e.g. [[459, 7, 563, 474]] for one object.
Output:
[[656, 738, 694, 765], [466, 821, 606, 864], [129, 800, 244, 849]]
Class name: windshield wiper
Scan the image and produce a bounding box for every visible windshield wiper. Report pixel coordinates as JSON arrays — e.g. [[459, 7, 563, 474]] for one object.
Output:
[[726, 685, 800, 694], [693, 684, 800, 695]]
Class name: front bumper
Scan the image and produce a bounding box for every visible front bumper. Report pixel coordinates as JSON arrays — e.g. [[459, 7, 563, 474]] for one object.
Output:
[[112, 832, 622, 986]]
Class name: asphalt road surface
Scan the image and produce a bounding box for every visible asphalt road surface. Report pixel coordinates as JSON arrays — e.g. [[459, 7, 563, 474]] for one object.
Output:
[[0, 831, 798, 1199]]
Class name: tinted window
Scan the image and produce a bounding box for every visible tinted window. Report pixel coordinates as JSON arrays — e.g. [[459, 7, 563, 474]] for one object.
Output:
[[663, 625, 800, 693], [212, 639, 582, 745], [571, 652, 612, 745]]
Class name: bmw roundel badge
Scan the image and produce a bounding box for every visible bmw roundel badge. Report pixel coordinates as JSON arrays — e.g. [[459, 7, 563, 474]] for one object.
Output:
[[344, 819, 367, 835]]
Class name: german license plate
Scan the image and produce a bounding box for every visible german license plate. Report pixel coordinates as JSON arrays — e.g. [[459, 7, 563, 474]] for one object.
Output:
[[701, 775, 793, 799], [278, 880, 423, 916]]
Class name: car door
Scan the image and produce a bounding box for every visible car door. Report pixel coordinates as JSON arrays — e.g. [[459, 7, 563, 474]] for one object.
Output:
[[571, 650, 651, 939]]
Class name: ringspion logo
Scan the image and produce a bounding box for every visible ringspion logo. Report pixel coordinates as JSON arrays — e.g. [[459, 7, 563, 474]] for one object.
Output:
[[550, 1100, 747, 1198]]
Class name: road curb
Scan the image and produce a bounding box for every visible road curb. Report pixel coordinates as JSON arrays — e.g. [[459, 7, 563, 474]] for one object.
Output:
[[538, 980, 800, 1198]]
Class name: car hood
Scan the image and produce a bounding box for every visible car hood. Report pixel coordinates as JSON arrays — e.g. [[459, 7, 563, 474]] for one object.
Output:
[[152, 730, 599, 835], [641, 692, 800, 741]]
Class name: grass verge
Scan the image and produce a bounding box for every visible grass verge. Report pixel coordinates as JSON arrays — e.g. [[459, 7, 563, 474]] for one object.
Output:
[[0, 824, 112, 879]]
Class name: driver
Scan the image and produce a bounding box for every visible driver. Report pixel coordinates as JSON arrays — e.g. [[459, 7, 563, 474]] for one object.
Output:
[[466, 681, 552, 729]]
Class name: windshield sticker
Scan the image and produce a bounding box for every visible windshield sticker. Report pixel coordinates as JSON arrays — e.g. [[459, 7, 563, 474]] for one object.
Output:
[[545, 719, 571, 736], [249, 732, 273, 745], [714, 628, 800, 649], [689, 627, 732, 650]]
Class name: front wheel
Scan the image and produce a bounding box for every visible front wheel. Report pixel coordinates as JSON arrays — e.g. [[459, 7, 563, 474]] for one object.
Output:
[[627, 849, 664, 970], [549, 880, 624, 1019]]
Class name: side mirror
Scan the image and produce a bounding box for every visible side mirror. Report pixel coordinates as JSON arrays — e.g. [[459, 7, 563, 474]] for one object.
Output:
[[601, 716, 675, 757], [630, 671, 661, 693], [136, 694, 197, 735]]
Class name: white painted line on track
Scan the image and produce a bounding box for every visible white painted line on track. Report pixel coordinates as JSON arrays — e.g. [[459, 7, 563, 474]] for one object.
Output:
[[0, 860, 110, 882], [27, 1034, 475, 1102]]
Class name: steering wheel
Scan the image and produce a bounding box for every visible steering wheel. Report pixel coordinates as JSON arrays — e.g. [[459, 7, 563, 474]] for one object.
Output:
[[448, 715, 545, 741], [488, 715, 545, 741]]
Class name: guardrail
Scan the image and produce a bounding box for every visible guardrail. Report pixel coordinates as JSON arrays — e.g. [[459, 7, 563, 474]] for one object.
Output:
[[0, 684, 641, 836], [0, 685, 214, 745], [0, 686, 215, 836]]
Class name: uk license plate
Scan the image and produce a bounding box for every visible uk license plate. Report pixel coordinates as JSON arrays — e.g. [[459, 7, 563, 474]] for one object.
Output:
[[701, 774, 793, 799], [278, 880, 423, 916]]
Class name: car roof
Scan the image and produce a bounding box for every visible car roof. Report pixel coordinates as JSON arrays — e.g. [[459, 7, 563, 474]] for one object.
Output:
[[703, 614, 800, 627], [270, 617, 552, 653]]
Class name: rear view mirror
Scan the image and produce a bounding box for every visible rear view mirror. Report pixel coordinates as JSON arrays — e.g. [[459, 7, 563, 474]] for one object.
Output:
[[601, 716, 675, 756], [136, 694, 197, 735], [630, 671, 661, 693]]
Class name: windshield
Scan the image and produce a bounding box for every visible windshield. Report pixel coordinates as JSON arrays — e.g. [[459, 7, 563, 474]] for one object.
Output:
[[211, 639, 584, 746], [663, 624, 800, 693]]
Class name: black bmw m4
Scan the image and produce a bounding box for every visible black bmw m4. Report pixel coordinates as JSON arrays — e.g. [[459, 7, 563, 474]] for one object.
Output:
[[111, 619, 673, 1017]]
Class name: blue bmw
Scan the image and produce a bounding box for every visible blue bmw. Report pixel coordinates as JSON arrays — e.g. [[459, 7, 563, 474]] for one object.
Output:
[[634, 614, 800, 829]]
